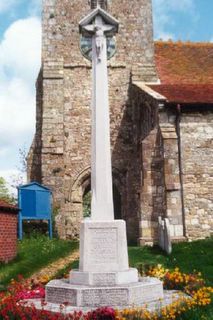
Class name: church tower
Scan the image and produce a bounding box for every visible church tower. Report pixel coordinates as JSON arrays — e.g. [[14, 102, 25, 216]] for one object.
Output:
[[28, 0, 158, 243]]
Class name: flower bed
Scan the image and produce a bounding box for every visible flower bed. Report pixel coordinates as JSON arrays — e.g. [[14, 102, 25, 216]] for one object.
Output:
[[0, 267, 212, 320]]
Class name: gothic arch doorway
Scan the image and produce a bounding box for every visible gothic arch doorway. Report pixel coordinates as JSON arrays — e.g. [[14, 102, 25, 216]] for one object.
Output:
[[82, 182, 122, 219], [70, 167, 124, 221]]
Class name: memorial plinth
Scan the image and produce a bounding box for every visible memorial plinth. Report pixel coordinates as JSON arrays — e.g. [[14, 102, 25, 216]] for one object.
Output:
[[46, 219, 164, 307], [46, 221, 163, 307], [70, 220, 138, 286], [46, 277, 163, 308], [46, 6, 164, 309]]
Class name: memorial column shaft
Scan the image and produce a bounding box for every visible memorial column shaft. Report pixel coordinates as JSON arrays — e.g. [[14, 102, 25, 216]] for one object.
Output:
[[91, 17, 114, 221]]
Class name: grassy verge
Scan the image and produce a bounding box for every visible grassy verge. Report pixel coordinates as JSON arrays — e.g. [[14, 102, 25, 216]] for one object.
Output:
[[0, 236, 212, 319], [128, 238, 213, 320], [54, 238, 213, 285], [176, 304, 213, 320], [0, 235, 78, 289], [128, 237, 213, 285], [54, 238, 213, 320]]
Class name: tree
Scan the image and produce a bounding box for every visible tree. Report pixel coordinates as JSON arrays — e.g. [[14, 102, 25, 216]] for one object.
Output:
[[18, 146, 27, 174], [9, 146, 27, 193], [0, 177, 15, 204]]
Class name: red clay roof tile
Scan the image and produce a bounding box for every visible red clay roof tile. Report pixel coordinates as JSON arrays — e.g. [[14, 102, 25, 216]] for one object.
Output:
[[150, 41, 213, 104], [149, 84, 213, 104], [154, 41, 213, 85]]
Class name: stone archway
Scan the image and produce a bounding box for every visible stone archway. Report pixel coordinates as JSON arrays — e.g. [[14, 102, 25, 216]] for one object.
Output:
[[81, 181, 122, 220], [69, 166, 125, 223], [69, 166, 91, 220], [62, 166, 126, 239]]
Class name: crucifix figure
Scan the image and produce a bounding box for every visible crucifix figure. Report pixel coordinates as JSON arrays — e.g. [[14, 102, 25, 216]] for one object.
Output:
[[95, 26, 104, 61], [80, 9, 118, 221], [83, 16, 115, 62]]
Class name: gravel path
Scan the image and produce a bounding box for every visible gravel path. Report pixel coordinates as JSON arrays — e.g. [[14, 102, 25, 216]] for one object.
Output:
[[30, 250, 79, 281]]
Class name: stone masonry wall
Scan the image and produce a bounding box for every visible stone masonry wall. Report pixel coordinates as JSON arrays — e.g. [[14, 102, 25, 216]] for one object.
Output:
[[131, 84, 185, 245], [131, 84, 166, 245], [180, 110, 213, 239]]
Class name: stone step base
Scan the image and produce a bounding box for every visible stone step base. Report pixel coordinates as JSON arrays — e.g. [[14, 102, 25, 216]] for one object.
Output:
[[29, 291, 183, 314], [70, 268, 138, 286], [46, 277, 163, 307]]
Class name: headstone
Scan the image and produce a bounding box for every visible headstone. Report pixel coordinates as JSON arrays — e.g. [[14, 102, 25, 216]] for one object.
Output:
[[158, 217, 172, 255]]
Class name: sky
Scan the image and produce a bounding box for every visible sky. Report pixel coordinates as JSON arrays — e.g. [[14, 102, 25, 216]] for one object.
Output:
[[0, 0, 213, 195]]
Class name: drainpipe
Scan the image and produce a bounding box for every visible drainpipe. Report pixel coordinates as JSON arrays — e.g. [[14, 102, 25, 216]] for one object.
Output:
[[176, 104, 187, 238]]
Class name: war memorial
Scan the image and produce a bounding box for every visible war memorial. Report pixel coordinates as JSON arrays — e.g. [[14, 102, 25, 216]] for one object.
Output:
[[28, 0, 213, 246], [44, 3, 164, 310]]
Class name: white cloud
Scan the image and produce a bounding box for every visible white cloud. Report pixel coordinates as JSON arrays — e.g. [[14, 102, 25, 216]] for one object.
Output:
[[0, 77, 36, 147], [0, 17, 41, 82], [0, 17, 41, 186], [153, 0, 197, 40]]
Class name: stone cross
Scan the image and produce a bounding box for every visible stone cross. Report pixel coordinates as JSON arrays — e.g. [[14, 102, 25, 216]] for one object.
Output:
[[45, 9, 164, 308], [80, 11, 118, 221]]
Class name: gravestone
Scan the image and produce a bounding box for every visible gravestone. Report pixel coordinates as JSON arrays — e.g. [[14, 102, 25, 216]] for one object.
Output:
[[46, 5, 164, 308], [158, 217, 172, 255]]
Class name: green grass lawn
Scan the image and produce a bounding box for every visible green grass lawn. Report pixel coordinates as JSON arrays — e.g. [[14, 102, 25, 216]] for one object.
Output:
[[54, 237, 213, 320], [128, 238, 213, 320], [128, 237, 213, 286], [0, 236, 212, 319], [56, 237, 213, 285], [0, 235, 78, 289]]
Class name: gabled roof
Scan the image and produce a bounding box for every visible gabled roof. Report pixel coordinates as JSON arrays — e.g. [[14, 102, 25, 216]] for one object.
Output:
[[150, 41, 213, 104], [18, 182, 51, 192]]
